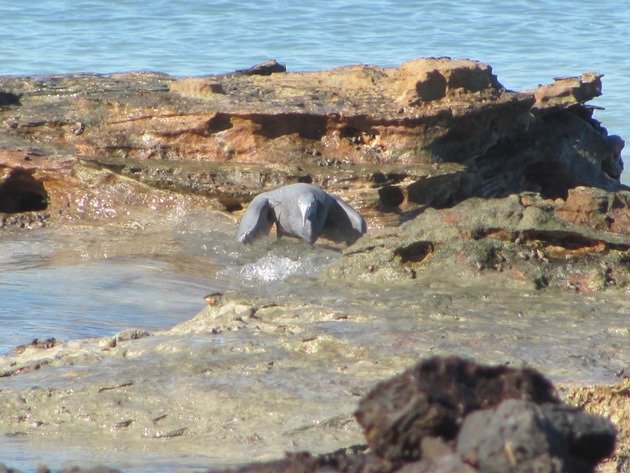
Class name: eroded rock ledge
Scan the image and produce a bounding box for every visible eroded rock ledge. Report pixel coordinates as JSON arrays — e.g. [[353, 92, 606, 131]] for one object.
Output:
[[1, 58, 626, 217], [1, 58, 628, 289]]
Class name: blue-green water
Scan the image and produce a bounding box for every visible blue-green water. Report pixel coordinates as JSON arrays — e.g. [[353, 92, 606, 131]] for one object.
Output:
[[1, 0, 629, 183], [0, 225, 231, 353]]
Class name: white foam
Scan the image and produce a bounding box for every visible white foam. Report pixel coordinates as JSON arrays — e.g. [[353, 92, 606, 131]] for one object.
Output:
[[239, 255, 307, 282]]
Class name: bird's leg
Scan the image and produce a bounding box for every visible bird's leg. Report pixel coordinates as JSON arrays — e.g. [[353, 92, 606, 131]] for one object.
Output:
[[275, 224, 284, 239]]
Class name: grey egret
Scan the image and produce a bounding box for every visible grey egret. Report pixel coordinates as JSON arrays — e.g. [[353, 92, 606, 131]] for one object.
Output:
[[237, 183, 366, 245]]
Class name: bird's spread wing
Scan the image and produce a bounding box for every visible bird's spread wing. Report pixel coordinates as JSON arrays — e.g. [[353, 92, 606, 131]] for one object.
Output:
[[321, 195, 367, 244], [237, 194, 275, 243]]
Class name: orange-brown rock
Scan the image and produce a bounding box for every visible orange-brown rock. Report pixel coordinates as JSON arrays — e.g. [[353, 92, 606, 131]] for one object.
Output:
[[533, 72, 603, 109], [1, 58, 625, 219], [0, 148, 214, 227], [0, 58, 627, 271], [555, 187, 630, 235]]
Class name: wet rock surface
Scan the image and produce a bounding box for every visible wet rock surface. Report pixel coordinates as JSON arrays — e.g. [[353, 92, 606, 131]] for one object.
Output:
[[332, 187, 630, 291], [2, 358, 619, 473], [204, 357, 616, 473]]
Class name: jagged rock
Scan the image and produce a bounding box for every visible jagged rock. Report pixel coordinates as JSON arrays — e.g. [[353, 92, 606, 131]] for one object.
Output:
[[0, 355, 619, 473], [0, 58, 625, 225], [354, 356, 558, 465], [234, 59, 287, 76], [332, 189, 630, 291], [533, 72, 603, 109], [0, 148, 219, 224]]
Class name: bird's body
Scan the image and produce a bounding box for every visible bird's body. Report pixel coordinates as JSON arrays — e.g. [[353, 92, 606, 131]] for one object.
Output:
[[237, 183, 366, 245]]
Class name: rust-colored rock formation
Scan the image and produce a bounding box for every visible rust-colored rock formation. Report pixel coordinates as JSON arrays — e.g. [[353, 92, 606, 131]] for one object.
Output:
[[1, 58, 625, 213], [1, 58, 628, 286]]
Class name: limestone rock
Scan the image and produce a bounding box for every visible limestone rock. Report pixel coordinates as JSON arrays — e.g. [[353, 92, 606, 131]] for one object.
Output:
[[332, 189, 630, 291], [1, 58, 625, 226], [533, 72, 603, 109]]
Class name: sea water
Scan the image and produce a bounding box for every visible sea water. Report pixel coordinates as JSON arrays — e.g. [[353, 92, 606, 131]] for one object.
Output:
[[0, 0, 628, 184]]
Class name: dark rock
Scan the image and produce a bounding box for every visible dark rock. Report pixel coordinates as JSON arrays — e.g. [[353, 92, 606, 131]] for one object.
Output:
[[0, 167, 48, 213], [456, 400, 616, 473], [0, 91, 20, 106], [542, 404, 617, 468], [234, 59, 287, 76], [354, 356, 558, 464]]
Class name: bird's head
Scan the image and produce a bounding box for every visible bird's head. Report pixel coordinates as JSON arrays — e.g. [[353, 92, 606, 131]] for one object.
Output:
[[297, 193, 317, 227]]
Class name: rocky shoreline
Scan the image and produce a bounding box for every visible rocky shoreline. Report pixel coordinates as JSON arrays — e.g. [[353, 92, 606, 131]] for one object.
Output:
[[1, 57, 628, 290], [0, 355, 626, 473], [0, 58, 628, 471]]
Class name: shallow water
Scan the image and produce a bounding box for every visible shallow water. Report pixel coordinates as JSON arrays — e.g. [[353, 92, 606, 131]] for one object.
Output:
[[0, 219, 340, 353], [0, 221, 628, 472], [0, 436, 220, 473], [0, 0, 628, 184], [0, 224, 229, 354], [1, 215, 627, 376]]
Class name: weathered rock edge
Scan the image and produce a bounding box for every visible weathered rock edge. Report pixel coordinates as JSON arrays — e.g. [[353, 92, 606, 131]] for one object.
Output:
[[1, 357, 620, 473], [0, 58, 626, 223], [191, 357, 620, 473]]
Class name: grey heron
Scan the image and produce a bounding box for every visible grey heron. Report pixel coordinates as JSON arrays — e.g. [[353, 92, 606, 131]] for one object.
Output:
[[237, 183, 366, 245]]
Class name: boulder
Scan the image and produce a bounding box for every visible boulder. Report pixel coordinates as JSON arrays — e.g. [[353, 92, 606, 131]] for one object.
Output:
[[204, 357, 617, 473], [354, 356, 558, 464], [456, 400, 616, 473]]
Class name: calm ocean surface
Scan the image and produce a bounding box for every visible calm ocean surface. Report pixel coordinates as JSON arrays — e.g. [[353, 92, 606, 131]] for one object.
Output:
[[1, 0, 629, 182]]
